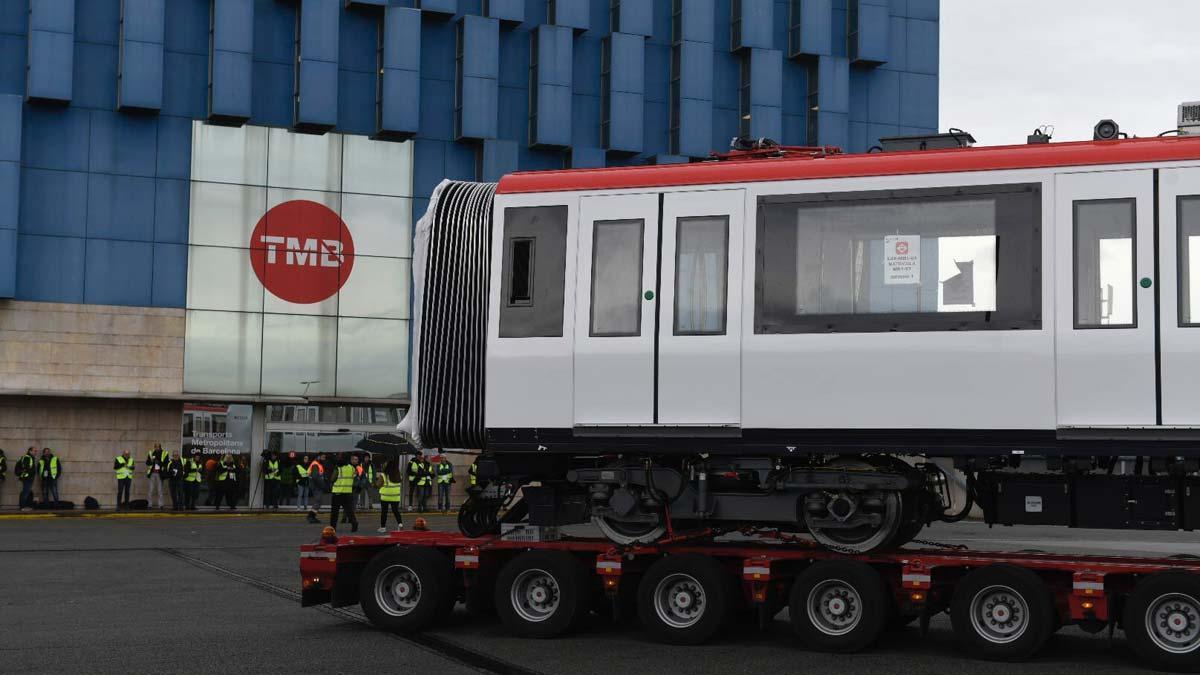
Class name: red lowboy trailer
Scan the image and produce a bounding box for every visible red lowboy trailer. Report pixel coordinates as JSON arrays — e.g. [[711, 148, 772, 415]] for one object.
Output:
[[299, 527, 1200, 671]]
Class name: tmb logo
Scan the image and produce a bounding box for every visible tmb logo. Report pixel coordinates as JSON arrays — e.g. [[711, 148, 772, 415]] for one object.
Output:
[[249, 200, 356, 304]]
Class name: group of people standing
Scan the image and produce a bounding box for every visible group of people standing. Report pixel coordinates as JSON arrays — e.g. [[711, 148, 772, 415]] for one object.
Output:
[[11, 447, 63, 510], [115, 444, 238, 511], [405, 451, 458, 513]]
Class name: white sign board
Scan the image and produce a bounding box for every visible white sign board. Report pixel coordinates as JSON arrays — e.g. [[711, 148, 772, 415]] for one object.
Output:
[[884, 235, 920, 285]]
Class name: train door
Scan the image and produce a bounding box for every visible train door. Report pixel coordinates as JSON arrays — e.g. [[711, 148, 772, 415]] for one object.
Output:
[[573, 189, 744, 427], [1054, 170, 1157, 426], [658, 190, 744, 425], [1158, 167, 1200, 424], [573, 194, 659, 424]]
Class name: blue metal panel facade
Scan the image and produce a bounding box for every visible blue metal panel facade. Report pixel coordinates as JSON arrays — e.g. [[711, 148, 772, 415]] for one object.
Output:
[[0, 0, 937, 309]]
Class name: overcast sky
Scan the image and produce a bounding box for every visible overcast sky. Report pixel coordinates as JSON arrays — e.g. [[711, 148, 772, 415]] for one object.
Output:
[[940, 0, 1200, 146]]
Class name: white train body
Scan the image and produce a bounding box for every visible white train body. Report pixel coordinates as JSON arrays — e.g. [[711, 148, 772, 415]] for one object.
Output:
[[479, 138, 1200, 452]]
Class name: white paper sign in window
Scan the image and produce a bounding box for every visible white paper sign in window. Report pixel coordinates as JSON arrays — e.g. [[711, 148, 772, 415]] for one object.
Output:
[[883, 235, 921, 285]]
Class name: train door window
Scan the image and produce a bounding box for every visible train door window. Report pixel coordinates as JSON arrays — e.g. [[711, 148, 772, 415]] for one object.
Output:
[[674, 215, 729, 335], [499, 205, 568, 338], [508, 239, 534, 306], [755, 184, 1040, 333], [1178, 196, 1200, 326], [1073, 199, 1135, 328], [590, 219, 644, 336]]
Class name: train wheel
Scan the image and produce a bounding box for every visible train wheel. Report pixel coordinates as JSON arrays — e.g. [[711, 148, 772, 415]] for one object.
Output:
[[1123, 571, 1200, 672], [359, 546, 454, 633], [804, 459, 902, 554], [638, 554, 732, 645], [950, 564, 1055, 661], [495, 551, 592, 638], [594, 516, 665, 545], [789, 560, 888, 652]]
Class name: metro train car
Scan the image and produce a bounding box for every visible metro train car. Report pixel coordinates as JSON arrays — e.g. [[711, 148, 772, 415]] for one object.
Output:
[[399, 126, 1200, 553]]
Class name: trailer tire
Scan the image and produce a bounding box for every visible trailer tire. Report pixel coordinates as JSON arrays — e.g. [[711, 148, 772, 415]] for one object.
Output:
[[359, 546, 454, 633], [789, 560, 888, 652], [1123, 571, 1200, 672], [495, 551, 591, 638], [638, 555, 731, 645], [950, 564, 1055, 661]]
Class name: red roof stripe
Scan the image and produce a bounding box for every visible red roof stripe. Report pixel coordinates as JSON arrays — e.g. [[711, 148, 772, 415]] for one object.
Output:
[[495, 136, 1200, 194]]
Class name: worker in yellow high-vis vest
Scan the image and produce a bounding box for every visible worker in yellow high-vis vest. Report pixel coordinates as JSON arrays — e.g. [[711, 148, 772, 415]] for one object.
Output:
[[329, 454, 359, 532], [183, 453, 203, 510], [435, 455, 454, 512], [376, 461, 404, 532], [114, 450, 135, 510]]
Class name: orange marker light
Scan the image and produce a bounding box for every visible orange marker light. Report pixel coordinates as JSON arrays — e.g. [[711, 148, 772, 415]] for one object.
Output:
[[910, 592, 925, 602]]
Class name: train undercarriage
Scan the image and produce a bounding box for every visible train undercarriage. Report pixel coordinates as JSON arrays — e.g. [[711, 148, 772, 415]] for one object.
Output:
[[458, 453, 976, 553], [456, 450, 1200, 553]]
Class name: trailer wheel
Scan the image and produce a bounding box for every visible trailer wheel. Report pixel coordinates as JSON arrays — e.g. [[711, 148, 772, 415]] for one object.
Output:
[[637, 555, 731, 645], [495, 551, 591, 638], [789, 560, 888, 652], [1123, 571, 1200, 672], [950, 564, 1055, 661], [359, 546, 454, 633]]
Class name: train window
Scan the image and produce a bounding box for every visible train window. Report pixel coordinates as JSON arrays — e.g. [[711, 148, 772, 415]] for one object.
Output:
[[1074, 199, 1136, 328], [508, 238, 534, 306], [590, 219, 644, 336], [499, 205, 568, 338], [675, 216, 729, 335], [755, 184, 1041, 333], [1179, 196, 1200, 326]]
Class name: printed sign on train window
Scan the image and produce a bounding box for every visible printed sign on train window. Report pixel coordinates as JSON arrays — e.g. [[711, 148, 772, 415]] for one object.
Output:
[[884, 235, 921, 285]]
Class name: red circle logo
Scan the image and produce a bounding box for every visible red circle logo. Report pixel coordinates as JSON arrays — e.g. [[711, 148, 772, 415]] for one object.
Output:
[[895, 241, 909, 255], [249, 200, 355, 304]]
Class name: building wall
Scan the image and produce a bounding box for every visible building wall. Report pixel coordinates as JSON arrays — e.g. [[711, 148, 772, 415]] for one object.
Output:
[[0, 396, 183, 508], [0, 300, 185, 395], [0, 0, 939, 310]]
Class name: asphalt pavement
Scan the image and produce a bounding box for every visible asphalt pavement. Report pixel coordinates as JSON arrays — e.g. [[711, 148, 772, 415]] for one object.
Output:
[[1, 512, 1194, 674]]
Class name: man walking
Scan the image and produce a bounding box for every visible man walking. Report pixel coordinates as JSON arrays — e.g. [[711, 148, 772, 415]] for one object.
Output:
[[165, 451, 185, 511], [406, 451, 424, 511], [114, 450, 135, 510], [145, 443, 169, 509], [435, 454, 454, 512], [262, 451, 281, 510], [17, 447, 37, 510], [329, 454, 359, 533], [39, 447, 61, 506], [183, 453, 203, 510]]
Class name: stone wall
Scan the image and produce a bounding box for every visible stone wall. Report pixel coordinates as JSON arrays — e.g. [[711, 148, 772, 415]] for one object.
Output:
[[0, 397, 182, 508], [0, 300, 185, 395]]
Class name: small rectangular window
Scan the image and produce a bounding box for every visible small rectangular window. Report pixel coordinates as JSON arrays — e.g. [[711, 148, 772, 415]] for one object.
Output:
[[1179, 196, 1200, 326], [590, 219, 644, 337], [508, 238, 534, 306], [1074, 199, 1136, 328], [500, 205, 568, 338], [675, 216, 729, 335]]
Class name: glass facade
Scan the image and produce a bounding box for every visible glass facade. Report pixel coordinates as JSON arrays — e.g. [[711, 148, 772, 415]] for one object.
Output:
[[183, 122, 414, 399]]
